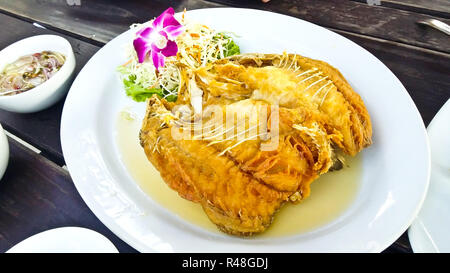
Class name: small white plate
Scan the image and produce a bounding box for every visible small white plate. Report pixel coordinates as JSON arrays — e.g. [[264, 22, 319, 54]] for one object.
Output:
[[0, 123, 8, 181], [6, 227, 118, 253], [409, 99, 450, 253], [61, 8, 430, 252]]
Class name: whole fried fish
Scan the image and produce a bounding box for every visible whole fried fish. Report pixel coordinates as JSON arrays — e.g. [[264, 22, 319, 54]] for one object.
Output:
[[139, 53, 372, 235]]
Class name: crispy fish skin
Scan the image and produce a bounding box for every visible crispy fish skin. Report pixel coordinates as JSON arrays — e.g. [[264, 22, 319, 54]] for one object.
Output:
[[139, 96, 332, 235], [201, 99, 332, 195], [140, 97, 291, 235], [204, 54, 372, 155], [139, 53, 372, 235]]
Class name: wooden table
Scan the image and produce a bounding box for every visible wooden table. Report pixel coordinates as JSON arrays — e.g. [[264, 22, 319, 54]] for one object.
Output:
[[0, 0, 448, 253]]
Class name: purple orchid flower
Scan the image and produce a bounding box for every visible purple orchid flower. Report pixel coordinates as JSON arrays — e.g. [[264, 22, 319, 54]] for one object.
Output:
[[133, 7, 184, 70]]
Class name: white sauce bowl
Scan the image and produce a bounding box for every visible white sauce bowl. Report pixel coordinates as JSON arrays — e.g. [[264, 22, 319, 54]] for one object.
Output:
[[0, 123, 8, 181], [0, 35, 76, 113]]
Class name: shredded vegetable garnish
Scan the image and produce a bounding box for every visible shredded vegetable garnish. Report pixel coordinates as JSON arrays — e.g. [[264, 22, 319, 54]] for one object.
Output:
[[117, 10, 240, 103], [0, 51, 65, 96]]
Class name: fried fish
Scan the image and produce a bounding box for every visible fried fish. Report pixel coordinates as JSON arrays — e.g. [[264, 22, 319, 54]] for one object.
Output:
[[139, 53, 372, 235]]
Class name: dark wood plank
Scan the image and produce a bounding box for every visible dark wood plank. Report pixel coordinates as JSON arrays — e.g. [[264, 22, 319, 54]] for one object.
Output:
[[383, 232, 412, 253], [0, 13, 100, 165], [351, 0, 450, 18], [210, 0, 450, 53], [391, 0, 450, 12], [0, 0, 223, 45], [0, 0, 449, 53], [377, 0, 450, 17], [0, 137, 137, 253]]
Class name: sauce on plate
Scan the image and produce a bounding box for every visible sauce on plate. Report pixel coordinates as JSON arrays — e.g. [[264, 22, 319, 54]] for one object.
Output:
[[116, 111, 362, 237]]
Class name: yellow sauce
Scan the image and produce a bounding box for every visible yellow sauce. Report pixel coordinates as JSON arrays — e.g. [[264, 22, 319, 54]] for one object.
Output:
[[116, 112, 362, 237]]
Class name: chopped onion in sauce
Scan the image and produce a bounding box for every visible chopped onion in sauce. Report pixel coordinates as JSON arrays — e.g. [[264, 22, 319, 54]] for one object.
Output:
[[0, 51, 65, 96]]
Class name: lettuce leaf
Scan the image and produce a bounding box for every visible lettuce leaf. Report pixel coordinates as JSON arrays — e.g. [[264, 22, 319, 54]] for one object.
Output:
[[123, 75, 177, 102], [223, 37, 240, 57], [214, 33, 240, 58]]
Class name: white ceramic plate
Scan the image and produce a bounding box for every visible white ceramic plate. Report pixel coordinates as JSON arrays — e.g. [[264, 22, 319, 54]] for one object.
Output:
[[61, 8, 430, 252], [0, 123, 8, 180], [408, 99, 450, 253], [6, 227, 118, 253]]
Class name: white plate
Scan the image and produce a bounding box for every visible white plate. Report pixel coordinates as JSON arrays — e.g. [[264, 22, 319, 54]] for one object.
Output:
[[6, 227, 118, 253], [409, 99, 450, 253], [0, 123, 8, 180], [61, 8, 430, 252]]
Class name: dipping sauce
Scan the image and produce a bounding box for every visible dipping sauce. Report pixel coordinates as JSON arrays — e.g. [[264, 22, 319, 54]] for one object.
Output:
[[0, 51, 65, 96]]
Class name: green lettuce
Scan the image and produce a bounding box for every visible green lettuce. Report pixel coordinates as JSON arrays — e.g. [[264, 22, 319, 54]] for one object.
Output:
[[223, 37, 240, 57], [123, 75, 177, 102], [214, 33, 240, 58]]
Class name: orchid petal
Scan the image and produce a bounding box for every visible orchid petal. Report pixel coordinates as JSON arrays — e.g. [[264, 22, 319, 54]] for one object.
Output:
[[160, 40, 178, 57], [133, 36, 151, 63], [158, 30, 168, 39], [136, 26, 153, 38], [153, 7, 181, 29], [164, 24, 185, 39], [151, 50, 165, 71], [133, 7, 182, 67]]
